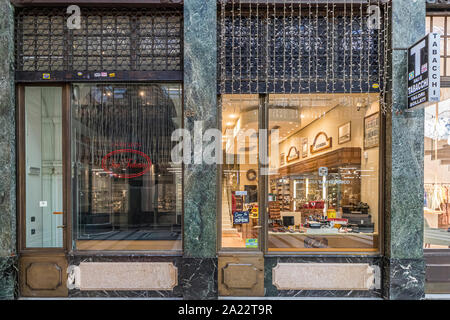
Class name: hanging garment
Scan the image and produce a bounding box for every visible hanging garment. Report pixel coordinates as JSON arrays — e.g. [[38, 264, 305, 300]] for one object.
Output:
[[430, 184, 444, 211]]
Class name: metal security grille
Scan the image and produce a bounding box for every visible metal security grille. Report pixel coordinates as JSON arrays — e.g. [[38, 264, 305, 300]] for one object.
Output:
[[218, 0, 391, 111], [15, 7, 183, 73]]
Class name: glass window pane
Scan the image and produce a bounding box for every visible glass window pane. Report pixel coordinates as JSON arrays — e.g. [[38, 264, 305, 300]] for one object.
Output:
[[447, 17, 450, 36], [441, 58, 445, 77], [424, 88, 450, 249], [267, 93, 380, 252], [433, 17, 446, 36], [71, 83, 183, 251], [447, 58, 450, 77], [446, 38, 450, 57], [221, 95, 260, 249], [25, 87, 63, 248]]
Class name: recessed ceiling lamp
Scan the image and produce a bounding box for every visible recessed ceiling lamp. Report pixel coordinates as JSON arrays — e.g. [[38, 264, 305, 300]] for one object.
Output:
[[229, 114, 238, 119], [226, 122, 234, 126]]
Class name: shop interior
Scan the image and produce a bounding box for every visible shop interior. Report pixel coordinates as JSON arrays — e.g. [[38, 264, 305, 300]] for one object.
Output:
[[424, 88, 450, 249], [221, 93, 380, 251]]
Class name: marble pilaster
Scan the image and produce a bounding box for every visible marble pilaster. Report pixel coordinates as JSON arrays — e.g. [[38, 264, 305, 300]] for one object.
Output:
[[384, 0, 426, 300], [183, 0, 217, 258], [0, 0, 16, 300]]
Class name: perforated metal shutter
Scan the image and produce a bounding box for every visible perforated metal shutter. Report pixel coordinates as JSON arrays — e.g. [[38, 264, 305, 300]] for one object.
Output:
[[15, 7, 183, 74]]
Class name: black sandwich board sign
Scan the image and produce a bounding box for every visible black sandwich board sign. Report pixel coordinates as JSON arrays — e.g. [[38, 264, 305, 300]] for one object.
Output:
[[407, 33, 441, 110]]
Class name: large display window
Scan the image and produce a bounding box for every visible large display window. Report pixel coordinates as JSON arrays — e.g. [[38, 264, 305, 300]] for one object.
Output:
[[267, 93, 380, 252], [220, 93, 381, 253], [71, 83, 183, 251]]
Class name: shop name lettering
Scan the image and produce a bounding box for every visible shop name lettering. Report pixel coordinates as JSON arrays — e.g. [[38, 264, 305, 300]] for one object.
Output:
[[101, 149, 151, 179], [109, 159, 148, 169]]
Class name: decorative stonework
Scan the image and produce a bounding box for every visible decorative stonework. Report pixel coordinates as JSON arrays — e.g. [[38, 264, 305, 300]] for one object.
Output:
[[272, 263, 376, 291], [76, 262, 178, 291]]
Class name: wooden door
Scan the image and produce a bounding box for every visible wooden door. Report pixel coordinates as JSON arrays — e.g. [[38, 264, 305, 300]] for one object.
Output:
[[17, 84, 71, 297]]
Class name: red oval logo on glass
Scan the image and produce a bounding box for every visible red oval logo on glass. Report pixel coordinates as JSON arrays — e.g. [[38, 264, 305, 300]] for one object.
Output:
[[101, 149, 152, 179]]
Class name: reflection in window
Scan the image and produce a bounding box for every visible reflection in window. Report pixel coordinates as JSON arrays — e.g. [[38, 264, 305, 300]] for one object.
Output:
[[72, 83, 182, 251], [267, 93, 380, 252], [424, 88, 450, 249]]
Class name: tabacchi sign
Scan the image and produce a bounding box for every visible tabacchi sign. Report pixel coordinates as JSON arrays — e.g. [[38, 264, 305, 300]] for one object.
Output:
[[407, 33, 441, 110], [101, 149, 152, 179]]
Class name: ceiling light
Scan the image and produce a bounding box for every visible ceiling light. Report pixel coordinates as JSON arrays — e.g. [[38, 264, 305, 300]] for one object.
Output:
[[226, 122, 234, 126], [229, 114, 238, 119]]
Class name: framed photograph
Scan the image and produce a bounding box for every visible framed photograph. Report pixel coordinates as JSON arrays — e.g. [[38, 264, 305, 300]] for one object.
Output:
[[364, 112, 379, 149], [338, 121, 351, 144], [280, 153, 285, 166], [301, 138, 308, 158]]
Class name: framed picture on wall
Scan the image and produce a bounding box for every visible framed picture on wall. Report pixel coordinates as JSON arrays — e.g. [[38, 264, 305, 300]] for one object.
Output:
[[280, 153, 285, 166], [301, 138, 308, 158], [364, 112, 379, 149], [338, 121, 351, 144], [287, 146, 300, 162]]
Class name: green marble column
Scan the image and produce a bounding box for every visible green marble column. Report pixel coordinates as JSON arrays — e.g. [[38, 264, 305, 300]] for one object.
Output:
[[384, 0, 426, 300], [0, 0, 16, 300], [183, 0, 217, 258]]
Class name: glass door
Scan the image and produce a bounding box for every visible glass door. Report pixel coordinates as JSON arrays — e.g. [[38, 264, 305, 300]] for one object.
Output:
[[23, 86, 64, 248]]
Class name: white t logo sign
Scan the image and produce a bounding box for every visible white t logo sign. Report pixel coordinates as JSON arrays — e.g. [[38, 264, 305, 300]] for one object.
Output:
[[410, 40, 426, 77]]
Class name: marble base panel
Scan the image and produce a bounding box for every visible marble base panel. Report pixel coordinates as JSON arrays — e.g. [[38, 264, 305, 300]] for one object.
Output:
[[383, 258, 425, 300], [265, 256, 382, 298], [67, 255, 218, 299], [272, 263, 377, 291], [74, 262, 178, 291], [67, 255, 184, 298], [0, 256, 17, 300]]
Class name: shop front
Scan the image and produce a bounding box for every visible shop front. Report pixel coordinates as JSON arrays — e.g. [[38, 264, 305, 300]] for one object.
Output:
[[0, 0, 438, 300]]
